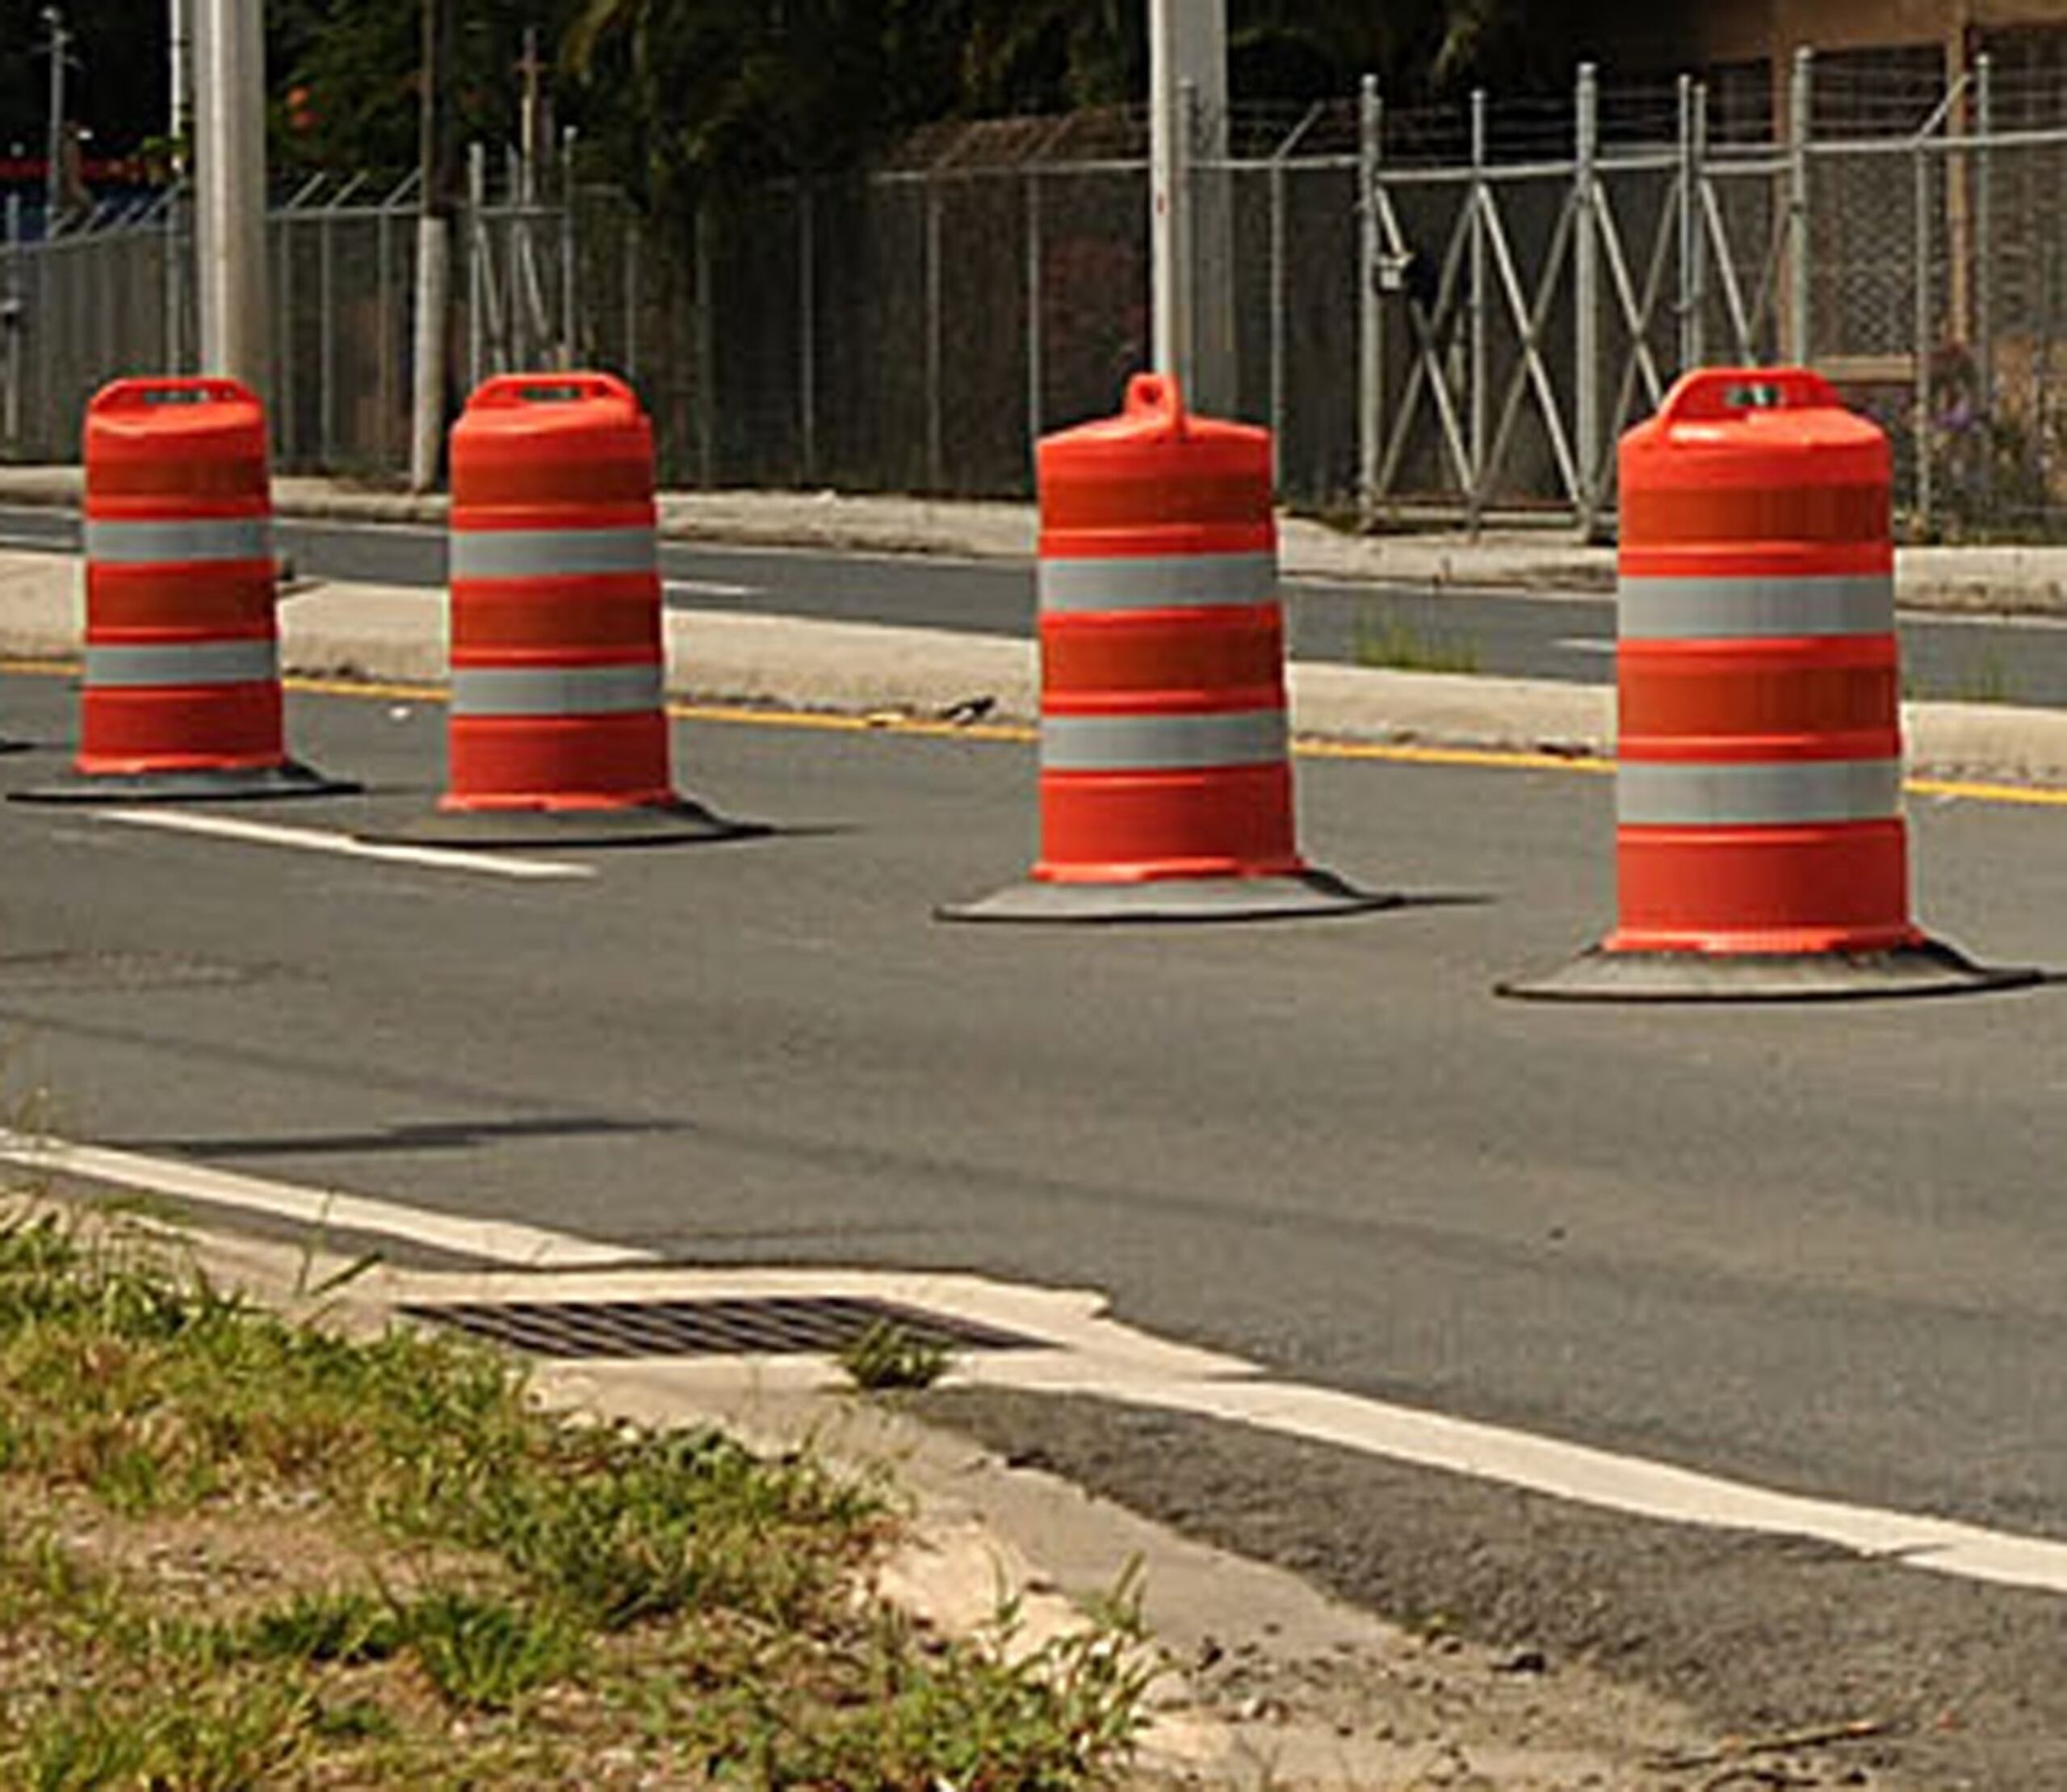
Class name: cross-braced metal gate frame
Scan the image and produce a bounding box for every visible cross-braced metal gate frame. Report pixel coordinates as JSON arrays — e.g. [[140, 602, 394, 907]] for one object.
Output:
[[1357, 62, 1806, 536]]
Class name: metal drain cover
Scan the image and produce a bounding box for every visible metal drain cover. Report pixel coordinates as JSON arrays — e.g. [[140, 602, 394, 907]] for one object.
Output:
[[399, 1295, 1037, 1360]]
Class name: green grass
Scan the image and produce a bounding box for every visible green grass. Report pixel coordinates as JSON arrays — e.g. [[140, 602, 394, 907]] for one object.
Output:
[[0, 1210, 1151, 1788], [1352, 601, 1483, 675], [837, 1316, 952, 1391]]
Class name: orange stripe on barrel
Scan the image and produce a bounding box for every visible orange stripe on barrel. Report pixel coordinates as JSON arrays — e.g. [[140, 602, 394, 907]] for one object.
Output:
[[78, 686, 284, 774], [1620, 482, 1888, 549], [1610, 820, 1919, 955], [1042, 608, 1285, 714], [1037, 764, 1301, 883], [86, 564, 277, 636], [450, 577, 664, 657], [1618, 636, 1898, 758]]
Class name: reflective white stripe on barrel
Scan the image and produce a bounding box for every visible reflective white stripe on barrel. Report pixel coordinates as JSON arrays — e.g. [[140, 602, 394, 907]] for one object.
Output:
[[1617, 758, 1902, 826], [450, 665, 665, 717], [1041, 709, 1288, 772], [1618, 573, 1894, 640], [1039, 552, 1277, 615], [85, 640, 279, 687], [450, 527, 657, 581], [84, 516, 274, 565]]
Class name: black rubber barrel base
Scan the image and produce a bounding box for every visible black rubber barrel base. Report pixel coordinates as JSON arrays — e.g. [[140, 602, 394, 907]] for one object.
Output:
[[10, 760, 359, 805], [1498, 936, 2044, 1003], [362, 796, 761, 850], [937, 866, 1396, 925]]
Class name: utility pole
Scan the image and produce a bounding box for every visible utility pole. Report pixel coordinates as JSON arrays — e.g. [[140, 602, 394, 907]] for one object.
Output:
[[409, 0, 457, 491], [166, 0, 194, 374], [193, 0, 270, 392], [40, 7, 69, 225], [1147, 0, 1235, 415]]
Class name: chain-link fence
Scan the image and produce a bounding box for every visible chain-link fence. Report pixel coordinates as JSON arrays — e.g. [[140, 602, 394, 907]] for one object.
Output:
[[11, 53, 2067, 537]]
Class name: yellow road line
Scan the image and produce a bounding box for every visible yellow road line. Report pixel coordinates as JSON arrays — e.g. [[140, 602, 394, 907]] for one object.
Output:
[[1910, 775, 2067, 808], [1298, 737, 1614, 775], [3, 657, 2063, 808]]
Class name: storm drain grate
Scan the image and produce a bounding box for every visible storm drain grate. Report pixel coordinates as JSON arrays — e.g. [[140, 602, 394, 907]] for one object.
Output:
[[398, 1295, 1038, 1361]]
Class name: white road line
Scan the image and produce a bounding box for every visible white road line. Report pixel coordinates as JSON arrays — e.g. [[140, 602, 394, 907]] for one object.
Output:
[[1554, 636, 1617, 656], [1029, 1372, 2067, 1597], [96, 809, 595, 881], [11, 1132, 2067, 1599], [663, 578, 758, 600], [0, 1131, 651, 1269]]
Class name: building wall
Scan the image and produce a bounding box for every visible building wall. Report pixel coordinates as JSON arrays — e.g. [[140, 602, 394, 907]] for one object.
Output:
[[1700, 0, 2067, 64]]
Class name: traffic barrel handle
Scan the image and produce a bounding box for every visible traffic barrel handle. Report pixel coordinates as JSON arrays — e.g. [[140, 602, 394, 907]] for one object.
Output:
[[1121, 371, 1189, 439], [465, 371, 636, 411], [88, 376, 258, 415], [1656, 366, 1838, 423]]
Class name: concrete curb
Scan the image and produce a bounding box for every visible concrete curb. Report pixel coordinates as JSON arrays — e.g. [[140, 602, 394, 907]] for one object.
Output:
[[7, 466, 2067, 613], [0, 551, 2064, 783]]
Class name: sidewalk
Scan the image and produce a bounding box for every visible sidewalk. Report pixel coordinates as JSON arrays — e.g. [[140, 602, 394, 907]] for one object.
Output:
[[7, 464, 2067, 613]]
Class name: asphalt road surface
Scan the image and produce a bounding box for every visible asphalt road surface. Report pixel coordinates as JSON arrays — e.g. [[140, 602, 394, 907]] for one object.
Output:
[[0, 669, 2062, 1781], [0, 669, 2056, 1528], [6, 500, 2067, 703]]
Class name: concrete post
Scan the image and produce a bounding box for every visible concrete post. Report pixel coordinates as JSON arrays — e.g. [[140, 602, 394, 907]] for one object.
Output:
[[193, 0, 270, 399], [1150, 0, 1232, 411]]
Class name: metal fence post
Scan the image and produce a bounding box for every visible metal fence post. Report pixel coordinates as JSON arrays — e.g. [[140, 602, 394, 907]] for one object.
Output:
[[799, 178, 816, 483], [1269, 128, 1285, 492], [1469, 87, 1487, 531], [275, 188, 292, 461], [4, 194, 19, 454], [1788, 46, 1813, 367], [162, 186, 184, 375], [924, 171, 943, 491], [694, 200, 715, 485], [623, 209, 639, 384], [1914, 119, 1934, 535], [1974, 51, 1993, 419], [32, 209, 47, 453], [1356, 74, 1381, 522], [467, 142, 486, 389], [1690, 82, 1709, 367], [1025, 168, 1042, 464], [560, 126, 577, 369], [1677, 74, 1709, 371], [1172, 78, 1198, 396], [318, 189, 335, 465], [1574, 62, 1600, 531], [377, 185, 394, 468], [503, 145, 528, 369]]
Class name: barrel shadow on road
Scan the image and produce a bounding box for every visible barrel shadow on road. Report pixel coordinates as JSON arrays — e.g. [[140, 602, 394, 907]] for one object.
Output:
[[113, 1114, 687, 1161]]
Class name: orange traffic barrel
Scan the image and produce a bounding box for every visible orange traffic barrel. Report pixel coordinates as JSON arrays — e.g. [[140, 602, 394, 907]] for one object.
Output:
[[384, 373, 746, 847], [17, 376, 350, 804], [1504, 367, 2032, 1000], [941, 372, 1386, 921]]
